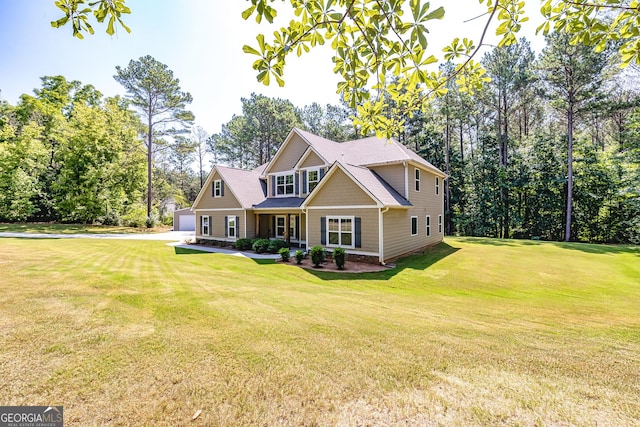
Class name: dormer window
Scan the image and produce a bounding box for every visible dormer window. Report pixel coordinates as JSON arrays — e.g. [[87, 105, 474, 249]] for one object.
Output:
[[213, 179, 223, 197], [276, 173, 295, 196]]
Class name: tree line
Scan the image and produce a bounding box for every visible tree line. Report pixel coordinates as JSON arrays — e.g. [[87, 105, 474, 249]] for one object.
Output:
[[397, 34, 640, 244], [1, 34, 639, 243]]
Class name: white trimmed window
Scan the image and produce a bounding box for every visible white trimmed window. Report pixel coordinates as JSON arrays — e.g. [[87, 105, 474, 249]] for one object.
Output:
[[435, 177, 440, 195], [276, 173, 295, 196], [415, 168, 420, 192], [227, 216, 237, 238], [411, 216, 418, 236], [307, 169, 319, 193], [213, 179, 222, 197], [438, 215, 443, 234], [426, 215, 431, 237], [201, 215, 210, 235], [327, 216, 354, 248]]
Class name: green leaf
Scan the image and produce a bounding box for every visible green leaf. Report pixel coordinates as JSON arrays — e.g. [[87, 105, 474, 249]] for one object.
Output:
[[425, 7, 445, 21], [243, 45, 261, 56], [242, 5, 256, 20]]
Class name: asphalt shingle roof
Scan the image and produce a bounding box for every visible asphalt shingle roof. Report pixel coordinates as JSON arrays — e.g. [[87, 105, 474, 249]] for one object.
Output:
[[215, 129, 443, 210]]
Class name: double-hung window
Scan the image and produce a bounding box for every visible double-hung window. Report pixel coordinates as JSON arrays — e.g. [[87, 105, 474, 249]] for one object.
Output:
[[415, 168, 420, 192], [438, 215, 442, 234], [426, 215, 431, 237], [307, 169, 319, 193], [227, 216, 237, 238], [201, 215, 210, 235], [435, 177, 440, 195], [411, 216, 418, 236], [213, 180, 222, 197], [327, 216, 354, 248], [276, 173, 295, 196]]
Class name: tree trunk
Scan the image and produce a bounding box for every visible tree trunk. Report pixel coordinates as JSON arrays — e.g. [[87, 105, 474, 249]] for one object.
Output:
[[445, 109, 451, 236], [147, 115, 153, 218], [565, 108, 574, 242]]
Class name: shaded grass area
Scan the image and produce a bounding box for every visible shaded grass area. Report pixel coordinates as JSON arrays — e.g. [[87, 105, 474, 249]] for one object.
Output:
[[0, 222, 170, 234], [0, 237, 638, 425]]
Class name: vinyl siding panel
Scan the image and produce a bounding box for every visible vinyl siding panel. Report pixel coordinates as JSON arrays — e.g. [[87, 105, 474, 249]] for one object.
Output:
[[269, 134, 309, 173], [307, 208, 379, 254], [195, 211, 243, 240], [370, 164, 406, 197], [299, 150, 325, 168], [195, 171, 242, 210], [383, 168, 443, 260], [245, 211, 256, 239], [307, 168, 378, 206]]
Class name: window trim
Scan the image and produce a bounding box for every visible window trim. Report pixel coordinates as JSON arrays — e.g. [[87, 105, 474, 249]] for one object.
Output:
[[306, 168, 320, 194], [411, 216, 418, 236], [213, 179, 222, 198], [326, 215, 355, 248], [426, 215, 431, 237], [415, 168, 420, 192], [274, 172, 295, 197], [201, 215, 210, 236], [227, 215, 237, 239], [438, 214, 443, 234]]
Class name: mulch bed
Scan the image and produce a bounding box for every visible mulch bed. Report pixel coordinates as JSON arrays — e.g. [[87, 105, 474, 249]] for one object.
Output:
[[279, 258, 394, 273]]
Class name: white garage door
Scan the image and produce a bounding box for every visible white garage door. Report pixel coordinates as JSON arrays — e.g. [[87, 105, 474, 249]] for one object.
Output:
[[177, 213, 195, 231]]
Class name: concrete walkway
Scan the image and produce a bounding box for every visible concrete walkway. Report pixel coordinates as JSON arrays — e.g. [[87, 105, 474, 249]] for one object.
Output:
[[169, 242, 281, 259]]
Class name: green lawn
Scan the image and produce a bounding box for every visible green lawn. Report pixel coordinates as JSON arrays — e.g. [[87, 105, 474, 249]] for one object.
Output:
[[0, 222, 170, 234], [0, 236, 638, 425]]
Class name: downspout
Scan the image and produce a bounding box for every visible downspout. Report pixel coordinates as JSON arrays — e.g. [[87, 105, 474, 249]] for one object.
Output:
[[379, 206, 389, 265], [302, 207, 308, 251], [403, 161, 409, 200]]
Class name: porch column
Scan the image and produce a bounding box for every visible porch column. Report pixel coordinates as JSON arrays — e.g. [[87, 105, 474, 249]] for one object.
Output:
[[286, 213, 291, 247], [255, 213, 259, 238]]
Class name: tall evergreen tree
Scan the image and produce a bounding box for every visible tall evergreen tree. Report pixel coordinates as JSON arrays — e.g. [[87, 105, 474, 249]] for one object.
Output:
[[114, 55, 194, 219], [538, 32, 615, 241]]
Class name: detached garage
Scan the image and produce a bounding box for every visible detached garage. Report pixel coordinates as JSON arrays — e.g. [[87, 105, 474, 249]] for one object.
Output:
[[173, 208, 195, 231]]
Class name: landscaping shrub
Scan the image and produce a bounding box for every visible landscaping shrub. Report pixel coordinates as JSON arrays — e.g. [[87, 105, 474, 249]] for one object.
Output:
[[233, 238, 254, 250], [145, 213, 159, 228], [121, 203, 147, 228], [333, 247, 346, 270], [98, 211, 122, 226], [278, 247, 290, 262], [267, 239, 289, 254], [309, 245, 326, 267], [252, 238, 271, 253], [294, 250, 305, 265]]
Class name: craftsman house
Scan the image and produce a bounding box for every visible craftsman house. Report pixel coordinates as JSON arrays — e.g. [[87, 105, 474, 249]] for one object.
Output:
[[192, 128, 446, 264]]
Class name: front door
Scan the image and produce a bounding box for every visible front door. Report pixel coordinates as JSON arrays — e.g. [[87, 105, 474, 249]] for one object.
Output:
[[275, 215, 298, 240], [275, 215, 286, 239]]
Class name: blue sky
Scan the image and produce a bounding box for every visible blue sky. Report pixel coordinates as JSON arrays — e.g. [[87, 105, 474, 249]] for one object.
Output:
[[0, 1, 544, 136]]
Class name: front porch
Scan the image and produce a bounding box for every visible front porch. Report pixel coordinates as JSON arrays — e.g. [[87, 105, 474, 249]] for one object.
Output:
[[254, 211, 307, 249]]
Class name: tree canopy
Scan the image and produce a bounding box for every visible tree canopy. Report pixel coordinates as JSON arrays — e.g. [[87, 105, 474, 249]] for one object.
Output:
[[114, 55, 194, 218], [51, 0, 640, 136]]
